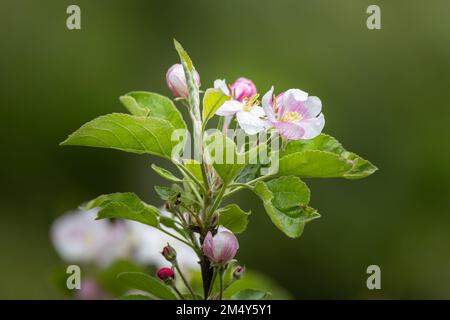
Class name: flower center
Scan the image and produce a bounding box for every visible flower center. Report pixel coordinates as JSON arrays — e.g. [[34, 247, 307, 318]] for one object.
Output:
[[281, 111, 302, 122], [242, 94, 260, 112]]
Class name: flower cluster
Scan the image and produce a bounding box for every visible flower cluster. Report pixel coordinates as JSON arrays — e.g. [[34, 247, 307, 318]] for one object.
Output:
[[167, 67, 325, 140], [58, 39, 376, 300]]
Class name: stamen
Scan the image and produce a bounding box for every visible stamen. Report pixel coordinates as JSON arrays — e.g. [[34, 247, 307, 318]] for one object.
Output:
[[281, 111, 302, 122]]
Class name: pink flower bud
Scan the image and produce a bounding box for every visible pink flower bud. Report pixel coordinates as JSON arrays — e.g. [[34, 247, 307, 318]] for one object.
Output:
[[203, 230, 239, 264], [230, 77, 257, 102], [161, 243, 177, 263], [233, 265, 245, 280], [166, 63, 201, 98], [157, 267, 175, 281]]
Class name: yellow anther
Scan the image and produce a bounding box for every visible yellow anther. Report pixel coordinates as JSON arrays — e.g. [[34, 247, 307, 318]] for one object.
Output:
[[281, 111, 302, 122]]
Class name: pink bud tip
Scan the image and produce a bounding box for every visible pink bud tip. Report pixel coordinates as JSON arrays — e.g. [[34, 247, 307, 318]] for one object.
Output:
[[166, 63, 201, 99], [230, 77, 257, 102], [157, 267, 175, 280]]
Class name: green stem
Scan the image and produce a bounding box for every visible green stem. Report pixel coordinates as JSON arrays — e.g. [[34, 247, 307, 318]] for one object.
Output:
[[176, 163, 207, 194], [219, 267, 225, 300], [170, 283, 185, 300], [156, 226, 194, 249], [206, 184, 227, 222], [174, 262, 197, 300], [207, 267, 218, 298]]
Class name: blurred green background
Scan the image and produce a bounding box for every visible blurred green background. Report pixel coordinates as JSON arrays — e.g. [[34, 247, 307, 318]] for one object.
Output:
[[1, 0, 449, 299]]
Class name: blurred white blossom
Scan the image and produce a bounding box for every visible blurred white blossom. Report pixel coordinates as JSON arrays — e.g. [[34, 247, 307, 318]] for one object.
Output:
[[51, 208, 199, 271], [50, 209, 131, 267]]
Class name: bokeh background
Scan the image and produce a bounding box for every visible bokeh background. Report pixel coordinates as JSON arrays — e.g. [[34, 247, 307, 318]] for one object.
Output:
[[1, 0, 449, 299]]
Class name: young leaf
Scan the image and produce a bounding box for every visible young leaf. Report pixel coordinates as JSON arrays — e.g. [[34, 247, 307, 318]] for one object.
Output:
[[174, 39, 200, 113], [279, 133, 377, 179], [205, 131, 245, 185], [231, 289, 271, 300], [151, 164, 181, 182], [84, 192, 159, 227], [117, 272, 178, 300], [252, 176, 320, 238], [120, 91, 186, 130], [202, 88, 230, 124], [119, 95, 149, 117], [154, 186, 178, 201], [184, 159, 203, 182], [218, 204, 251, 234], [60, 113, 176, 159]]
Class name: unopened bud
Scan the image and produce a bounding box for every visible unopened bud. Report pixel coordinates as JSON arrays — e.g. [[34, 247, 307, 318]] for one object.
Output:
[[161, 243, 177, 263], [233, 265, 246, 280], [157, 267, 175, 284]]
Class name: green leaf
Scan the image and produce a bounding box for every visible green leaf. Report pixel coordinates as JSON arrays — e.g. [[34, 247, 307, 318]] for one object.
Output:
[[205, 131, 245, 185], [184, 159, 203, 182], [218, 204, 250, 234], [120, 91, 186, 130], [84, 192, 159, 227], [120, 294, 152, 300], [154, 185, 178, 201], [202, 88, 230, 124], [151, 164, 181, 182], [60, 113, 176, 159], [96, 260, 146, 296], [279, 133, 377, 179], [278, 150, 353, 178], [231, 289, 271, 300], [117, 272, 177, 300], [174, 39, 193, 71], [119, 95, 149, 117], [253, 176, 320, 238]]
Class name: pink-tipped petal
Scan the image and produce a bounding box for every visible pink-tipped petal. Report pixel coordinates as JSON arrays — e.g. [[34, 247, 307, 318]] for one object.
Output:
[[230, 77, 257, 102], [273, 121, 306, 140], [202, 232, 215, 261]]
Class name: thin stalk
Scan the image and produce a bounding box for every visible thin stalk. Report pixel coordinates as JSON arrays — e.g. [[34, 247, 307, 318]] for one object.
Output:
[[156, 226, 194, 249], [174, 262, 197, 300], [176, 163, 207, 194], [206, 184, 227, 222], [170, 283, 185, 300], [219, 267, 225, 300], [207, 267, 218, 298]]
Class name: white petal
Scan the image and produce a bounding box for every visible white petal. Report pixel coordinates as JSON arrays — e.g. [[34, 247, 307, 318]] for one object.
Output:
[[214, 79, 230, 96], [249, 105, 266, 117], [236, 110, 268, 135], [298, 113, 325, 140], [304, 96, 322, 118], [215, 100, 243, 116], [261, 87, 276, 121], [284, 88, 309, 103]]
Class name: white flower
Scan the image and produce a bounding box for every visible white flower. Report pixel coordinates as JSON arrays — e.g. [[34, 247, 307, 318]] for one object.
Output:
[[126, 220, 199, 271], [50, 209, 130, 266]]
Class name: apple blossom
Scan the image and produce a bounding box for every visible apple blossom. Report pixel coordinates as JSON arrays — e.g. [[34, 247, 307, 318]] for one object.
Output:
[[203, 230, 239, 264], [262, 87, 325, 140], [166, 63, 201, 98], [50, 209, 130, 266], [126, 219, 199, 271]]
